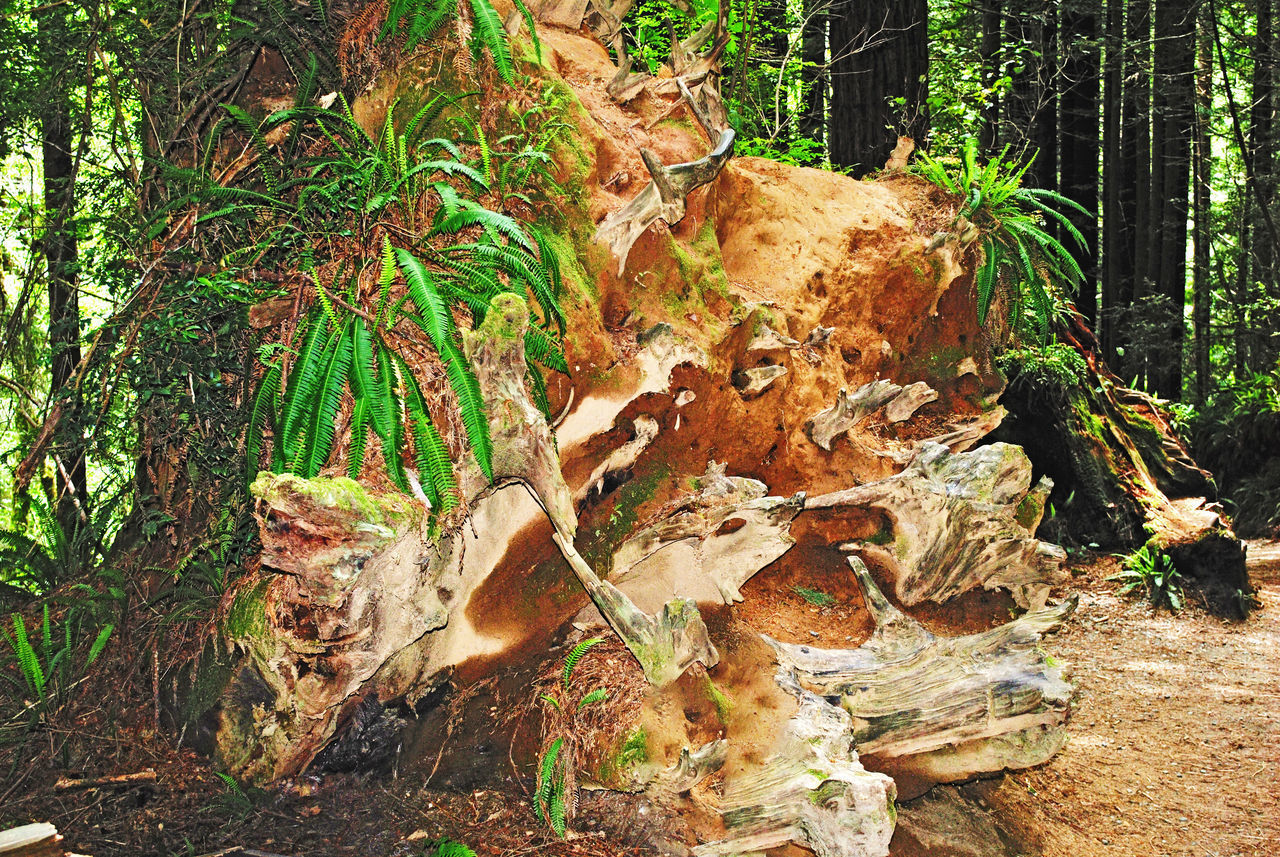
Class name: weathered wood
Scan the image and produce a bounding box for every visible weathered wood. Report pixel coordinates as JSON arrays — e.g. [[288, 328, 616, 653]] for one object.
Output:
[[811, 443, 1066, 609], [53, 769, 156, 791], [0, 824, 62, 857], [605, 462, 805, 611], [468, 294, 720, 686], [596, 80, 736, 274], [767, 556, 1075, 798], [692, 669, 897, 857], [806, 380, 912, 450]]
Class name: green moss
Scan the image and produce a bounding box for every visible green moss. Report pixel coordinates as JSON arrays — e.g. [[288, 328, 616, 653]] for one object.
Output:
[[1014, 493, 1045, 530], [582, 462, 672, 568], [866, 524, 894, 546], [704, 676, 735, 724], [250, 472, 415, 535], [597, 727, 649, 786], [224, 578, 272, 644]]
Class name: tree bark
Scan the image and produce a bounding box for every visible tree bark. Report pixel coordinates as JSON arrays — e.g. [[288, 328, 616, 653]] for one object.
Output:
[[1147, 0, 1195, 399], [798, 0, 828, 162], [1059, 0, 1101, 327], [1101, 0, 1126, 359], [1250, 0, 1278, 367], [827, 0, 929, 177], [1192, 6, 1212, 405], [36, 1, 86, 540]]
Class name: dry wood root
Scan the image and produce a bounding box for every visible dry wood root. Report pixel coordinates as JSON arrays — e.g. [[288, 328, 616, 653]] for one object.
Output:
[[768, 556, 1076, 799]]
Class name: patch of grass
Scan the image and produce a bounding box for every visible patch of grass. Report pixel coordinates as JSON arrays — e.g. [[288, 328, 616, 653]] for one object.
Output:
[[791, 585, 836, 608]]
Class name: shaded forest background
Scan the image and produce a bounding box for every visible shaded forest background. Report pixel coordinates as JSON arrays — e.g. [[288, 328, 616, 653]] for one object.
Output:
[[0, 0, 1276, 654]]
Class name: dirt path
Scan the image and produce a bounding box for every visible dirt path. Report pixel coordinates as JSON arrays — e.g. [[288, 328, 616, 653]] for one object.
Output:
[[968, 543, 1280, 857]]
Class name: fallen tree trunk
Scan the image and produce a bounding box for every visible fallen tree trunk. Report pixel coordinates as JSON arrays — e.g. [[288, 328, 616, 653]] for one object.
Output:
[[994, 315, 1253, 616]]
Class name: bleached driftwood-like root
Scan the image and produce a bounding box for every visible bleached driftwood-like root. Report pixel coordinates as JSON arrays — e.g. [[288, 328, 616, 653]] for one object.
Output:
[[768, 556, 1075, 798], [693, 669, 897, 857], [465, 294, 719, 687], [604, 461, 805, 611], [810, 442, 1067, 609], [597, 79, 736, 274], [806, 380, 912, 451]]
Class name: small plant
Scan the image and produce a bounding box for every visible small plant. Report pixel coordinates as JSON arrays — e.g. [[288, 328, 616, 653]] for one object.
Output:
[[535, 636, 609, 838], [427, 837, 477, 857], [1107, 543, 1184, 611], [914, 137, 1090, 342], [791, 584, 836, 607], [0, 604, 113, 724], [209, 771, 266, 820]]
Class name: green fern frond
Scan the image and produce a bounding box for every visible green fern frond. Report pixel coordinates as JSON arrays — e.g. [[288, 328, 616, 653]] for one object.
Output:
[[510, 0, 542, 63], [348, 398, 370, 479], [395, 248, 493, 479], [302, 317, 355, 477], [562, 636, 602, 688], [467, 0, 515, 84], [535, 736, 562, 808], [433, 839, 478, 857], [279, 315, 331, 465], [86, 624, 113, 666], [577, 687, 607, 709], [8, 615, 45, 701], [976, 237, 1001, 325], [397, 353, 460, 512]]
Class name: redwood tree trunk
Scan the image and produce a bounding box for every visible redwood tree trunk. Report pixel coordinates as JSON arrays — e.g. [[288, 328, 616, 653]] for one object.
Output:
[[798, 0, 827, 162], [1060, 0, 1101, 327], [827, 0, 929, 177], [1148, 0, 1195, 399], [37, 1, 86, 539]]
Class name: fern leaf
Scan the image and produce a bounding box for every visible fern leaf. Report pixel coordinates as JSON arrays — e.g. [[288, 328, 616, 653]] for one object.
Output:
[[536, 737, 563, 808], [279, 314, 327, 464], [467, 0, 515, 84], [510, 0, 542, 63], [396, 353, 460, 512], [395, 248, 493, 479], [435, 204, 534, 252], [577, 687, 608, 709], [303, 318, 355, 477], [976, 237, 1001, 325], [562, 636, 603, 688], [375, 343, 411, 491], [247, 362, 283, 486], [87, 624, 113, 666], [9, 615, 45, 701], [348, 398, 371, 479]]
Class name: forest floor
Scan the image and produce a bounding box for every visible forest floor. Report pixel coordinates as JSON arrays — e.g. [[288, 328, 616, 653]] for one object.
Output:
[[1, 544, 1277, 857]]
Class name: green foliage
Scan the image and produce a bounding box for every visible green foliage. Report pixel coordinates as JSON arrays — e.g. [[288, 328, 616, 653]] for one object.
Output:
[[1107, 544, 1184, 612], [914, 138, 1090, 342], [1190, 368, 1280, 536], [0, 600, 114, 727], [167, 94, 567, 511], [534, 636, 609, 837], [561, 636, 603, 688], [427, 838, 477, 857], [790, 584, 836, 607], [535, 736, 568, 838], [0, 494, 119, 599]]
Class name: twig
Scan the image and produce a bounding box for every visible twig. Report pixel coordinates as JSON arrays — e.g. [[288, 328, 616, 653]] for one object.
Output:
[[53, 769, 157, 791]]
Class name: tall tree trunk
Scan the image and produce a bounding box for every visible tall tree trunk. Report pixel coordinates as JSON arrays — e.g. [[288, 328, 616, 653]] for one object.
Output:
[[798, 0, 828, 162], [1148, 0, 1194, 399], [1118, 0, 1152, 382], [36, 1, 86, 540], [827, 0, 929, 177], [1250, 0, 1278, 367], [1192, 5, 1212, 404], [1101, 0, 1126, 359], [1059, 0, 1101, 327]]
